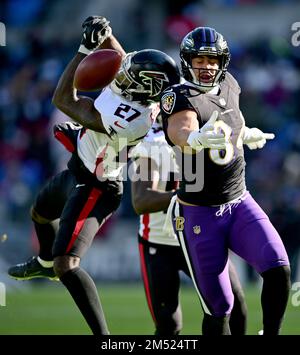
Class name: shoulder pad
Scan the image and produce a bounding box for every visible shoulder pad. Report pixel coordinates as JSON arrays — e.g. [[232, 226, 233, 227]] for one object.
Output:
[[224, 72, 241, 94], [53, 121, 82, 153]]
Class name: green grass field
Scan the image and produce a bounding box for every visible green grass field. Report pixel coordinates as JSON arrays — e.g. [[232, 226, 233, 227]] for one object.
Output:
[[1, 282, 299, 335]]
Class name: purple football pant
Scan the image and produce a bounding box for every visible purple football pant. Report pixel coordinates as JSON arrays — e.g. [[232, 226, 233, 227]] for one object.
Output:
[[172, 191, 289, 317]]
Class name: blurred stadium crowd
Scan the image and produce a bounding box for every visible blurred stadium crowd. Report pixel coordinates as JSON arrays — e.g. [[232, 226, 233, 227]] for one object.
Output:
[[0, 0, 299, 282]]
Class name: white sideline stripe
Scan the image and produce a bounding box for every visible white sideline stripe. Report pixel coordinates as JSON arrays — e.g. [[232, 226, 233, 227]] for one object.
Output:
[[174, 201, 211, 315]]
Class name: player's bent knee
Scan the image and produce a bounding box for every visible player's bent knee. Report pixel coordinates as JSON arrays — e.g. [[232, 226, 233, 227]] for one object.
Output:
[[213, 306, 233, 318], [30, 207, 52, 224], [211, 295, 234, 317], [261, 265, 291, 284], [259, 241, 290, 269], [53, 255, 80, 278]]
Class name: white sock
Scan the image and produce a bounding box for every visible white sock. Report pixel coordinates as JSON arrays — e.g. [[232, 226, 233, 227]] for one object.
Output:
[[37, 256, 53, 268]]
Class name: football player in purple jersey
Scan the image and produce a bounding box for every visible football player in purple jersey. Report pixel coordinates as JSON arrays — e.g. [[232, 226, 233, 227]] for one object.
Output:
[[161, 27, 290, 335], [130, 118, 247, 335]]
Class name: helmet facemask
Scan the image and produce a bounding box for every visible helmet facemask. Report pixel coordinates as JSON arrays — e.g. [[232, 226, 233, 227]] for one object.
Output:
[[181, 53, 224, 92], [110, 52, 138, 102], [180, 27, 230, 92]]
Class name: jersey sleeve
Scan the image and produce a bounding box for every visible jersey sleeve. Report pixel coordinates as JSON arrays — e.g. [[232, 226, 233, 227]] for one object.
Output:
[[94, 87, 153, 144], [93, 88, 128, 138], [97, 109, 130, 139], [225, 72, 241, 95], [160, 84, 195, 147]]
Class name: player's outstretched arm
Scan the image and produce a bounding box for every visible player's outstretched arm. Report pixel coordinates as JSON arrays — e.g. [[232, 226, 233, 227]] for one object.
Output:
[[168, 110, 227, 151], [52, 16, 125, 133], [239, 111, 275, 150], [52, 52, 107, 132], [100, 34, 126, 58], [243, 126, 275, 150], [131, 157, 175, 214], [167, 109, 200, 149]]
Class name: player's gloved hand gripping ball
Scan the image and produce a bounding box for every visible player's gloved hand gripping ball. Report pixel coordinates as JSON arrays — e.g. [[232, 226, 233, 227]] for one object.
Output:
[[74, 16, 121, 91]]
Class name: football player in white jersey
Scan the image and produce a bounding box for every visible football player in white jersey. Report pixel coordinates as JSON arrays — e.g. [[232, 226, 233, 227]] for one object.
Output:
[[8, 16, 180, 335], [130, 118, 247, 335]]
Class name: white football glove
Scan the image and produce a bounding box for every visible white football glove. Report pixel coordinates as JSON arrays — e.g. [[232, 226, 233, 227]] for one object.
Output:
[[243, 126, 275, 150], [187, 111, 227, 151]]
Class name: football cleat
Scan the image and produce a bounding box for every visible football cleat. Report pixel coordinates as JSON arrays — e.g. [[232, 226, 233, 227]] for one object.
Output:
[[8, 256, 59, 281]]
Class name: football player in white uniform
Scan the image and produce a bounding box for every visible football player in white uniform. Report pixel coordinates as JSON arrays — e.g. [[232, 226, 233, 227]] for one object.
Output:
[[8, 16, 180, 335], [130, 118, 247, 335]]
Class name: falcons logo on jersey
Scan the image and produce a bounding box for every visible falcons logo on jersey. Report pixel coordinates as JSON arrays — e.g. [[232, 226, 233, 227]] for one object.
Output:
[[139, 71, 169, 98]]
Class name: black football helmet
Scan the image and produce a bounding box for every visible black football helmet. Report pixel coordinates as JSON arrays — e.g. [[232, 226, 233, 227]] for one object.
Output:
[[180, 27, 230, 91], [110, 49, 180, 105]]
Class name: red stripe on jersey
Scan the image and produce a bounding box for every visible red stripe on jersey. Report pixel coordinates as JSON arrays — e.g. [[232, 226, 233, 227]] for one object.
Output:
[[66, 188, 102, 253], [142, 213, 150, 240], [54, 131, 75, 153], [138, 242, 157, 326]]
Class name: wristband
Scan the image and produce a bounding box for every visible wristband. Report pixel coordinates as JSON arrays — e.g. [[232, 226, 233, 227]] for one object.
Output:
[[78, 44, 93, 55]]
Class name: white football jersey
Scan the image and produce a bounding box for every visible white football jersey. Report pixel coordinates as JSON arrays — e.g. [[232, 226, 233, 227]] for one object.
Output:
[[130, 123, 179, 246], [77, 87, 159, 179]]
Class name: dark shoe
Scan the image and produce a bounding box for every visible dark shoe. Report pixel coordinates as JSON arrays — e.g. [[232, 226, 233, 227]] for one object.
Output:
[[8, 256, 59, 281]]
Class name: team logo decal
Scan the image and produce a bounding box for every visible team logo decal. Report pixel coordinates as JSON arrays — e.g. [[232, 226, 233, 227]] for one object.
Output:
[[185, 37, 194, 48], [161, 92, 176, 114], [139, 71, 169, 97], [149, 247, 157, 255], [193, 225, 201, 235], [174, 217, 185, 231], [219, 38, 228, 50], [108, 125, 117, 138]]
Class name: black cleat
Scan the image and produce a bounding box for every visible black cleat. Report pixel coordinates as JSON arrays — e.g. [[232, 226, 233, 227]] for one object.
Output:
[[8, 256, 59, 281]]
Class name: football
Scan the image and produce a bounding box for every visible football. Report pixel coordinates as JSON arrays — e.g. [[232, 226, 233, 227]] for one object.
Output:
[[74, 49, 122, 91]]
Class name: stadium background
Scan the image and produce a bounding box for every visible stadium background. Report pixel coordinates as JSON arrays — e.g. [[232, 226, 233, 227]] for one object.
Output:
[[0, 0, 299, 334]]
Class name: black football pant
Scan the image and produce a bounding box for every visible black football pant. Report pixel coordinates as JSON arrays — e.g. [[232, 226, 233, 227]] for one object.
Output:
[[138, 237, 247, 335]]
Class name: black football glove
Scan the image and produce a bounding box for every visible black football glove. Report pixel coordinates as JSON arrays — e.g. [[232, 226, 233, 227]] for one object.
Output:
[[79, 16, 112, 54]]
